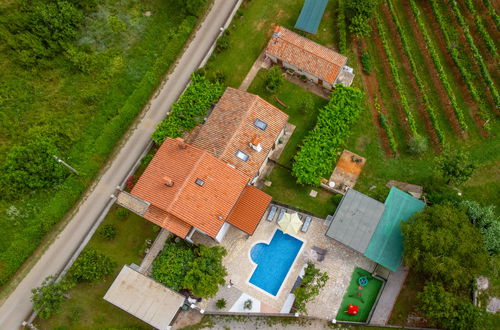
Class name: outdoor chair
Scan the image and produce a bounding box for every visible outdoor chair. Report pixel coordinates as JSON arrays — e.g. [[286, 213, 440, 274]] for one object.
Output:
[[301, 216, 312, 232], [266, 205, 278, 221], [277, 208, 286, 222]]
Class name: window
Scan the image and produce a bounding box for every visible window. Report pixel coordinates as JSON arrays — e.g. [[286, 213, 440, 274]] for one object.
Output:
[[235, 150, 249, 162], [195, 178, 204, 186], [254, 119, 268, 130]]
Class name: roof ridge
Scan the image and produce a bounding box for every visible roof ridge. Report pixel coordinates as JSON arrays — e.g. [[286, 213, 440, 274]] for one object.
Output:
[[276, 27, 347, 65]]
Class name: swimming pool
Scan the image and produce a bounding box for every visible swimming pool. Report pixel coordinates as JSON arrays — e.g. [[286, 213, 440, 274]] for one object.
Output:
[[249, 230, 303, 296]]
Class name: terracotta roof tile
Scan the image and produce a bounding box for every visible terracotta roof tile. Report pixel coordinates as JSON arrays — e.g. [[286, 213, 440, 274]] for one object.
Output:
[[265, 26, 347, 84], [132, 138, 250, 238], [226, 186, 272, 235], [192, 88, 288, 178]]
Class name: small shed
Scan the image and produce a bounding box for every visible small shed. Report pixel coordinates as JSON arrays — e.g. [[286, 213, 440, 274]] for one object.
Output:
[[325, 189, 385, 253], [104, 265, 185, 330], [294, 0, 329, 34]]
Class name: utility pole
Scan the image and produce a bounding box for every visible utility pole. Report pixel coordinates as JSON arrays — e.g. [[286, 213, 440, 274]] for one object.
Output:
[[53, 155, 79, 175]]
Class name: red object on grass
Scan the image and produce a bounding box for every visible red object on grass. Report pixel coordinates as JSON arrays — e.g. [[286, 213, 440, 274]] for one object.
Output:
[[347, 304, 359, 315]]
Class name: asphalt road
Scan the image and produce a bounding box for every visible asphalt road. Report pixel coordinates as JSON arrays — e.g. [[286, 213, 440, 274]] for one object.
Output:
[[0, 1, 239, 328]]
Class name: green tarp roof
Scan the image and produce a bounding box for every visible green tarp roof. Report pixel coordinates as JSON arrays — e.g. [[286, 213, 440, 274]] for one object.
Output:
[[364, 187, 425, 271], [294, 0, 329, 34]]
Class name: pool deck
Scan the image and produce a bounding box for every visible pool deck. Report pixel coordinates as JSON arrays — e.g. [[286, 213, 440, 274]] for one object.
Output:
[[200, 206, 375, 319]]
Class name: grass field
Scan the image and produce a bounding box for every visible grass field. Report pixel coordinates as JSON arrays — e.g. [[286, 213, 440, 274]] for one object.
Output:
[[36, 207, 158, 329], [335, 268, 383, 322], [0, 0, 206, 289]]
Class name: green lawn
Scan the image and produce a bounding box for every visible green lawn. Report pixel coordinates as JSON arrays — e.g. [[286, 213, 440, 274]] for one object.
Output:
[[336, 268, 384, 323], [247, 70, 339, 218], [36, 207, 158, 329]]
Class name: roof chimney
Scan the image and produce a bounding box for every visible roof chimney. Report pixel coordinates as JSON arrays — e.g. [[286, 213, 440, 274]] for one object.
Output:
[[250, 135, 263, 152], [175, 137, 187, 149], [162, 176, 174, 187]]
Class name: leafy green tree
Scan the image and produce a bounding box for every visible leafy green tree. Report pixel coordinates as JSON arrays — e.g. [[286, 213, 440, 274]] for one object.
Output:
[[31, 276, 75, 319], [293, 262, 329, 314], [265, 66, 284, 93], [461, 201, 500, 254], [437, 149, 476, 185], [345, 0, 377, 18], [186, 0, 208, 17], [349, 15, 372, 38], [402, 204, 488, 291], [98, 224, 117, 240], [418, 282, 485, 330], [69, 248, 115, 283], [152, 242, 195, 291], [183, 245, 227, 298], [0, 137, 66, 199]]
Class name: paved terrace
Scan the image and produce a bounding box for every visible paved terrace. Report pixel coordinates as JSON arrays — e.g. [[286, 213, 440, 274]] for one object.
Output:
[[199, 206, 375, 320]]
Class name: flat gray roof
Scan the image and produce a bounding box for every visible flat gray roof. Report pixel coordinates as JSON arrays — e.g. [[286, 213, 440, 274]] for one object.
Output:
[[104, 265, 185, 330], [326, 189, 385, 253]]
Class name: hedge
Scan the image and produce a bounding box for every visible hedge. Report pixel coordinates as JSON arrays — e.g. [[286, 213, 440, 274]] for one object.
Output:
[[292, 85, 364, 185], [152, 73, 224, 144], [337, 0, 347, 54]]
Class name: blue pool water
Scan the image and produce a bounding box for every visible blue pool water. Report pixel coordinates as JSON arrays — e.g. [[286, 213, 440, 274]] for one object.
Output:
[[249, 230, 303, 296]]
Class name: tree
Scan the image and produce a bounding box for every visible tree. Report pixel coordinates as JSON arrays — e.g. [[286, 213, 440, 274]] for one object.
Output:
[[31, 276, 74, 319], [437, 149, 476, 185], [69, 249, 115, 283], [293, 262, 329, 314], [183, 245, 227, 298], [0, 137, 66, 199], [402, 204, 488, 291], [98, 224, 117, 240], [186, 0, 207, 17], [349, 15, 372, 38], [265, 66, 284, 93], [418, 282, 485, 330], [152, 242, 195, 291], [461, 201, 500, 254]]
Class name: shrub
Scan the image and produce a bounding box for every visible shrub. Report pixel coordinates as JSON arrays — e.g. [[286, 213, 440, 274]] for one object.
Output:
[[243, 299, 252, 310], [152, 241, 195, 291], [360, 52, 371, 74], [293, 262, 329, 314], [292, 85, 364, 185], [116, 208, 129, 219], [31, 276, 75, 319], [345, 0, 376, 38], [0, 137, 67, 199], [265, 66, 284, 93], [407, 135, 428, 155], [69, 248, 116, 283], [140, 154, 154, 168], [216, 298, 227, 309], [99, 224, 117, 240], [152, 74, 224, 145], [215, 30, 230, 54], [337, 0, 347, 54], [349, 15, 372, 38], [460, 200, 500, 254]]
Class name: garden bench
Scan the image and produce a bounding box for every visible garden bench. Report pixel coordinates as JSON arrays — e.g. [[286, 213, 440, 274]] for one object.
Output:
[[266, 205, 278, 221], [301, 216, 312, 232]]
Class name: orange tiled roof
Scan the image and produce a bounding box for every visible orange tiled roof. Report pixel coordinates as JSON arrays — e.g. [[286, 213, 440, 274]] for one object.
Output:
[[131, 138, 250, 238], [227, 186, 272, 235], [265, 26, 347, 84], [192, 88, 288, 178]]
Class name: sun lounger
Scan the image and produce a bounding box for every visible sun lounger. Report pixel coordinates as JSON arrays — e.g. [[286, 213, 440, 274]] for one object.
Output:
[[277, 208, 286, 222], [266, 205, 278, 221], [301, 216, 312, 232]]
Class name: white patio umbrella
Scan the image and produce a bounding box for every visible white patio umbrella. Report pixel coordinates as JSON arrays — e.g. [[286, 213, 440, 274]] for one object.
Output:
[[278, 212, 303, 235]]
